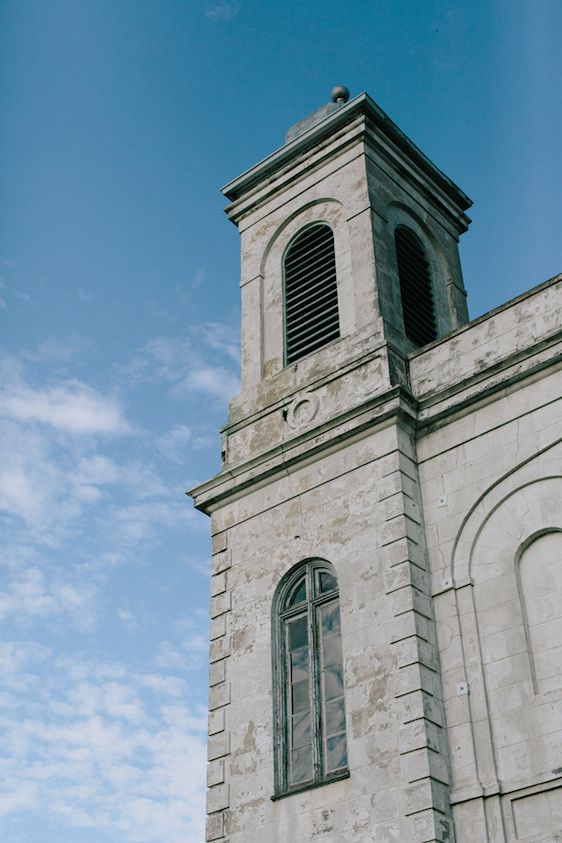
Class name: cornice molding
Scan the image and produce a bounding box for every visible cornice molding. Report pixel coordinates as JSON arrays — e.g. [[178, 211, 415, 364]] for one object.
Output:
[[189, 331, 562, 515], [223, 93, 472, 214]]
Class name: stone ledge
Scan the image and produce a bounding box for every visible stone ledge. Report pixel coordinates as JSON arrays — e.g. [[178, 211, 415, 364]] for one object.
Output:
[[205, 810, 226, 841], [189, 387, 417, 513], [206, 782, 229, 814]]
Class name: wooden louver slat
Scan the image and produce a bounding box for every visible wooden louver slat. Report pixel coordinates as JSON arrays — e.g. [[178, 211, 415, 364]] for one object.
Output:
[[395, 226, 437, 347], [284, 224, 340, 364]]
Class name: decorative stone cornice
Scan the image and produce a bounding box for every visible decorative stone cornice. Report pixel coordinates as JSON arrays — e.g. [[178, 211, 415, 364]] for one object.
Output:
[[223, 93, 472, 214], [189, 386, 417, 514]]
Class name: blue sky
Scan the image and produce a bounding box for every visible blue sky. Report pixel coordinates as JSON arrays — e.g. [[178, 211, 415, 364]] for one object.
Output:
[[0, 1, 560, 841]]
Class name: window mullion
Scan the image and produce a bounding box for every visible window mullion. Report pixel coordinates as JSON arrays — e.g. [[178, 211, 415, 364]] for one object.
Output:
[[283, 618, 292, 792], [305, 565, 321, 782], [310, 598, 323, 782]]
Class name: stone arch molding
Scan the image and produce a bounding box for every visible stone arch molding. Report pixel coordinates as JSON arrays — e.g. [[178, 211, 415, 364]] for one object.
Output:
[[450, 437, 562, 588], [385, 202, 439, 249], [442, 439, 562, 823], [259, 197, 347, 278]]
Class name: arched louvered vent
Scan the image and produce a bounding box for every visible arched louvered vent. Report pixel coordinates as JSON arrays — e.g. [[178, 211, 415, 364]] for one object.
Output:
[[395, 226, 437, 347], [284, 223, 340, 364]]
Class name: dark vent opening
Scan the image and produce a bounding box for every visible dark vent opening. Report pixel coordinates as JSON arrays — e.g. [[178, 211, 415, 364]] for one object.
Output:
[[284, 224, 340, 364], [395, 226, 437, 347]]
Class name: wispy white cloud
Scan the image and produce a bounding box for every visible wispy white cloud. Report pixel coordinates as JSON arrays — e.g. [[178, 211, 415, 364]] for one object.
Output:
[[0, 641, 51, 682], [0, 418, 86, 533], [205, 0, 240, 23], [174, 364, 239, 401], [75, 454, 121, 485], [118, 608, 139, 631], [0, 650, 207, 841], [156, 424, 192, 463], [156, 634, 208, 671], [198, 322, 240, 363], [14, 290, 31, 303], [0, 360, 170, 543], [139, 674, 187, 698], [119, 321, 240, 402], [112, 500, 198, 547], [0, 338, 211, 841], [0, 567, 97, 631], [183, 555, 211, 578], [0, 414, 127, 541], [0, 272, 32, 308], [22, 336, 89, 365], [2, 379, 130, 435], [191, 268, 206, 288]]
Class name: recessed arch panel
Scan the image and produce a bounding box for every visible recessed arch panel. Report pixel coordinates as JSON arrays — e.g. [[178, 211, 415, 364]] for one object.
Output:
[[444, 451, 562, 808], [517, 530, 562, 695]]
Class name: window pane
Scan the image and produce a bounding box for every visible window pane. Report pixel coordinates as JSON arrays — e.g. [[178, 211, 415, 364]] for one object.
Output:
[[325, 697, 346, 736], [288, 615, 308, 651], [317, 570, 337, 595], [292, 679, 310, 713], [321, 634, 342, 668], [290, 646, 309, 682], [320, 602, 340, 636], [323, 665, 344, 701], [290, 745, 313, 785], [287, 576, 307, 607], [326, 734, 347, 772], [291, 711, 312, 748]]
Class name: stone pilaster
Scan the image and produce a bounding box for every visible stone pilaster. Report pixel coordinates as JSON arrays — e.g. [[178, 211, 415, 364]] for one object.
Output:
[[381, 424, 455, 843], [206, 529, 231, 842]]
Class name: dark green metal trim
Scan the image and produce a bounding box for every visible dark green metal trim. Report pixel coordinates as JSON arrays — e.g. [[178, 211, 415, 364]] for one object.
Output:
[[271, 767, 350, 801], [271, 558, 348, 798]]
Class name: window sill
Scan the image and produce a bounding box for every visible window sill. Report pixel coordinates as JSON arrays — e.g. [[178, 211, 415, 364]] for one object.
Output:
[[271, 768, 350, 801]]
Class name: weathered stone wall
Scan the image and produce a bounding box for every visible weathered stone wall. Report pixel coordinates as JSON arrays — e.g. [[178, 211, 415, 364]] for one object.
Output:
[[366, 155, 469, 355], [192, 88, 562, 842], [417, 371, 562, 842], [205, 421, 453, 842], [200, 271, 562, 842], [405, 273, 562, 841], [227, 108, 470, 427]]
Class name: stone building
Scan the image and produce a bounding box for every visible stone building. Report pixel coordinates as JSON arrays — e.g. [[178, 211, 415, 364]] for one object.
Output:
[[190, 88, 562, 843]]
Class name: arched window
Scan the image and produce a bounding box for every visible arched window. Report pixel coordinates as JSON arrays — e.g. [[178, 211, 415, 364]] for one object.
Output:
[[272, 559, 348, 797], [283, 223, 340, 365], [394, 226, 437, 347]]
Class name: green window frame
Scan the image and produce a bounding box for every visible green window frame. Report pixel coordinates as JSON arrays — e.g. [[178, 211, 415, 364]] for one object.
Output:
[[272, 559, 349, 798]]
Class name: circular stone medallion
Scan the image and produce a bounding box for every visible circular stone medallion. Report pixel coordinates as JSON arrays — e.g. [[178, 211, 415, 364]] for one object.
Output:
[[285, 393, 320, 430]]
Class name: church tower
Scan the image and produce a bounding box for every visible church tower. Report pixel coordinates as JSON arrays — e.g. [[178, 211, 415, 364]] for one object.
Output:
[[191, 88, 562, 843], [191, 87, 471, 843]]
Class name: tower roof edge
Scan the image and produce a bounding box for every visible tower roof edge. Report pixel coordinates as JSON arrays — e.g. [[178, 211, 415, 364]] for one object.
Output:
[[222, 92, 472, 212]]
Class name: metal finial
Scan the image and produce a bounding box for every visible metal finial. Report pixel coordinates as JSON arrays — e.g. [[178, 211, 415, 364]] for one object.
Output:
[[331, 85, 350, 104]]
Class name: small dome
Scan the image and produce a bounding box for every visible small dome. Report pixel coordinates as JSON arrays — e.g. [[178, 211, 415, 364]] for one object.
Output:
[[331, 85, 350, 103]]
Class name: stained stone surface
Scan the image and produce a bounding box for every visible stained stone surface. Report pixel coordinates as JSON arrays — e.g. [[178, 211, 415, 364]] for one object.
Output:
[[191, 92, 562, 843]]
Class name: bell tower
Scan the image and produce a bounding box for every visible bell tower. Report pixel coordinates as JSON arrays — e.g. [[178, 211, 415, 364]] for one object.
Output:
[[191, 89, 472, 843], [224, 86, 470, 437]]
